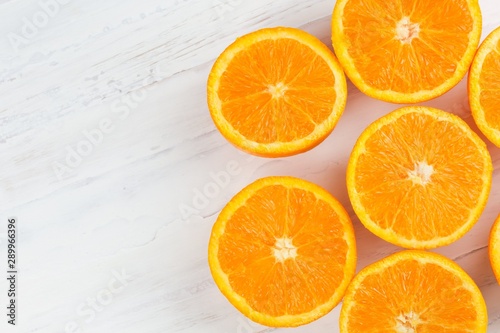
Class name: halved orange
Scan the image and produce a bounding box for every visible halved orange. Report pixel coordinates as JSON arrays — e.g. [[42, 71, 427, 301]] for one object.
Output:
[[207, 27, 347, 157], [208, 176, 356, 327], [340, 250, 488, 333], [469, 26, 500, 147], [347, 106, 492, 249], [332, 0, 482, 103], [489, 214, 500, 284]]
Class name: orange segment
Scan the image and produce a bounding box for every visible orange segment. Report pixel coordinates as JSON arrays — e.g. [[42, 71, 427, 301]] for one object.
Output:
[[489, 214, 500, 284], [347, 106, 492, 249], [207, 27, 347, 157], [340, 250, 488, 333], [208, 176, 356, 327], [332, 0, 482, 103], [469, 26, 500, 147]]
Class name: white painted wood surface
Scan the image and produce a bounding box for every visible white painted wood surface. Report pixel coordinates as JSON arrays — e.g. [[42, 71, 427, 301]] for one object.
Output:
[[0, 0, 499, 332]]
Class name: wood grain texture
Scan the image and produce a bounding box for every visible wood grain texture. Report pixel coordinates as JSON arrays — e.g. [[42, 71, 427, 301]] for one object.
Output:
[[0, 0, 499, 332]]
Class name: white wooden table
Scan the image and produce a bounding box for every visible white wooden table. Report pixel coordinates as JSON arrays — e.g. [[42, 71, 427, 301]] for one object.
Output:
[[0, 0, 499, 332]]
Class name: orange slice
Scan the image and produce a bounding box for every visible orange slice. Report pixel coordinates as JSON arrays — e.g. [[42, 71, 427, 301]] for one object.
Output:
[[340, 250, 488, 333], [208, 176, 356, 327], [207, 27, 347, 157], [489, 214, 500, 284], [469, 26, 500, 147], [332, 0, 482, 103], [347, 106, 492, 249]]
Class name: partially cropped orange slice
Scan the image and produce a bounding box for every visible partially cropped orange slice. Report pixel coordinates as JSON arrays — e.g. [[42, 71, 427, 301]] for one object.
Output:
[[347, 106, 492, 249], [207, 27, 347, 157], [208, 176, 356, 327], [489, 214, 500, 284], [340, 250, 488, 333], [469, 26, 500, 147], [332, 0, 482, 103]]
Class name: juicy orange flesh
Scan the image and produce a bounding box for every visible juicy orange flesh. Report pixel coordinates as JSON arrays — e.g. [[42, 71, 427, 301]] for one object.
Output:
[[341, 0, 473, 93], [491, 216, 500, 282], [354, 112, 485, 241], [478, 40, 500, 130], [217, 185, 348, 316], [218, 38, 336, 143], [346, 259, 479, 332]]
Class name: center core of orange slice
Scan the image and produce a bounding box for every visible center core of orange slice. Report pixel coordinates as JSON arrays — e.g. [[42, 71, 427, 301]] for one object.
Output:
[[396, 17, 420, 44], [396, 311, 420, 333], [267, 82, 287, 99], [407, 161, 434, 186], [273, 237, 297, 262]]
